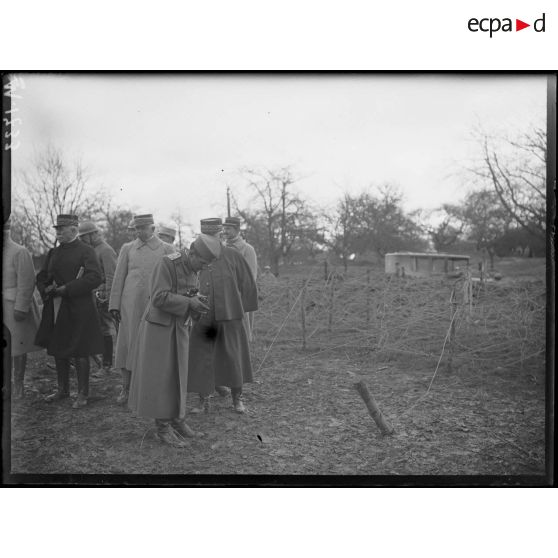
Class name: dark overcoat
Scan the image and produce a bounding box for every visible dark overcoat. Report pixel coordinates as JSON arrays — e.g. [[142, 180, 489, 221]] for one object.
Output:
[[128, 252, 198, 419], [187, 246, 258, 394], [35, 238, 104, 358]]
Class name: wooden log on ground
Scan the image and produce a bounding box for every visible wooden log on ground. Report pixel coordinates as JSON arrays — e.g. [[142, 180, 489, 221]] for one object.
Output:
[[354, 380, 395, 436]]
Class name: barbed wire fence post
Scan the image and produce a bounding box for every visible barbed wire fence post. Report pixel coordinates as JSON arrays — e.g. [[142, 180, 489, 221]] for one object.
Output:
[[366, 269, 371, 327], [328, 274, 335, 333], [301, 279, 307, 350], [447, 284, 459, 374]]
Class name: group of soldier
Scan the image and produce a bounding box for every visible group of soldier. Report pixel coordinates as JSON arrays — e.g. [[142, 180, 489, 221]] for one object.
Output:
[[3, 212, 258, 447]]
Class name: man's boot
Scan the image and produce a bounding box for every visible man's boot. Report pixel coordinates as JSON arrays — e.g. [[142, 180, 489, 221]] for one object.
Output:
[[116, 368, 131, 404], [155, 420, 188, 447], [102, 335, 113, 372], [73, 357, 90, 409], [13, 354, 27, 399], [45, 358, 71, 401], [231, 387, 246, 414], [189, 393, 211, 414], [171, 418, 204, 439]]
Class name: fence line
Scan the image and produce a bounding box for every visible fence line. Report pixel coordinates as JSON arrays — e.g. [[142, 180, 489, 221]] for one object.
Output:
[[254, 267, 545, 377]]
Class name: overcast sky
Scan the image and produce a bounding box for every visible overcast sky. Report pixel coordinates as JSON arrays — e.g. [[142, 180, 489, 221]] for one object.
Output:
[[11, 73, 547, 232]]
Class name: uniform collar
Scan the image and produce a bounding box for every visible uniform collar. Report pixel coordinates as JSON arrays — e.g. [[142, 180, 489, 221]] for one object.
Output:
[[59, 237, 80, 249], [226, 235, 245, 249], [135, 235, 161, 250]]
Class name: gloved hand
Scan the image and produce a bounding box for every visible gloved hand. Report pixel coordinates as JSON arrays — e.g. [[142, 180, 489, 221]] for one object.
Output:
[[13, 309, 28, 322], [189, 295, 210, 315], [110, 309, 121, 322]]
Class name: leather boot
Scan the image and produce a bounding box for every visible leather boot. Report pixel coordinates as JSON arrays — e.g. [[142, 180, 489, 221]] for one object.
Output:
[[231, 387, 246, 414], [116, 368, 131, 404], [189, 394, 211, 414], [13, 354, 27, 399], [171, 418, 204, 439], [46, 358, 71, 401], [73, 357, 90, 408], [155, 420, 188, 447], [102, 335, 113, 370]]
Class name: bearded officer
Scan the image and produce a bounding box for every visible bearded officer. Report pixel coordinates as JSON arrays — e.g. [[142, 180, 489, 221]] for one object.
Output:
[[109, 213, 175, 404], [35, 214, 104, 408], [78, 220, 118, 373]]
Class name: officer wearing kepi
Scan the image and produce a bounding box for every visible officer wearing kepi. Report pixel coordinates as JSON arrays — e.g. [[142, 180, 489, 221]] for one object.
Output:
[[35, 214, 104, 408], [109, 213, 175, 404], [222, 216, 258, 341], [78, 220, 118, 373], [157, 224, 177, 246]]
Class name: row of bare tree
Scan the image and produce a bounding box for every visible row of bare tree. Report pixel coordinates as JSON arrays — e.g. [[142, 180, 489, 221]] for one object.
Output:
[[10, 146, 194, 255], [10, 125, 546, 274]]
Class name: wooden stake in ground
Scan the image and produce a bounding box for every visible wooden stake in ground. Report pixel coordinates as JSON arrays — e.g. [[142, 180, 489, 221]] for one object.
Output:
[[301, 281, 307, 350], [366, 269, 371, 325], [354, 380, 395, 436], [328, 276, 335, 333]]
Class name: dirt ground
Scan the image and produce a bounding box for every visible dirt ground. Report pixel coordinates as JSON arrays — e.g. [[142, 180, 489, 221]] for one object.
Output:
[[5, 256, 549, 483], [7, 343, 546, 480]]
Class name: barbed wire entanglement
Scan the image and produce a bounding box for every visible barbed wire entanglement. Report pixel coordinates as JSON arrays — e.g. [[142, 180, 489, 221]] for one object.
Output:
[[252, 267, 545, 378]]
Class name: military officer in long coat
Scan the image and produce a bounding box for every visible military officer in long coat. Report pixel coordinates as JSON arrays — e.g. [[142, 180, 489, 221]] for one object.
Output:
[[188, 219, 258, 414], [3, 218, 41, 398], [109, 214, 175, 404], [35, 214, 104, 408], [128, 238, 211, 447], [222, 216, 258, 341], [78, 220, 118, 372]]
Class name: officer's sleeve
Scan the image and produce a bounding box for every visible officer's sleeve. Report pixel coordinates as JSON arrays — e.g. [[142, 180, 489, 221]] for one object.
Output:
[[109, 243, 130, 311], [102, 246, 117, 297], [35, 249, 53, 299], [14, 248, 36, 312], [246, 245, 258, 281], [235, 254, 258, 313], [64, 247, 103, 298], [150, 258, 194, 318]]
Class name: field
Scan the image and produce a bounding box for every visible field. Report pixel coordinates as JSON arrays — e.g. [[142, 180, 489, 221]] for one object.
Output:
[[6, 256, 549, 483]]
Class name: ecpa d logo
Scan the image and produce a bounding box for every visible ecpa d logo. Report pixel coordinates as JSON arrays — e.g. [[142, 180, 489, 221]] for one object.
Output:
[[468, 13, 545, 37]]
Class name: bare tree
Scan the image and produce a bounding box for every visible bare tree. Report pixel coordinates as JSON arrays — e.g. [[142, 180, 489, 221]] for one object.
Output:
[[461, 188, 514, 270], [470, 126, 546, 240], [96, 200, 135, 253], [420, 205, 465, 252], [323, 193, 362, 272], [13, 144, 105, 252], [235, 166, 316, 275], [170, 209, 194, 250]]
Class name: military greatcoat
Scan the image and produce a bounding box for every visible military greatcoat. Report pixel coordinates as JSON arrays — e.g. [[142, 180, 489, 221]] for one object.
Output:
[[128, 252, 198, 419], [187, 246, 258, 394], [2, 236, 41, 356], [109, 236, 174, 370], [226, 235, 258, 340], [35, 238, 104, 358], [93, 239, 118, 336]]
